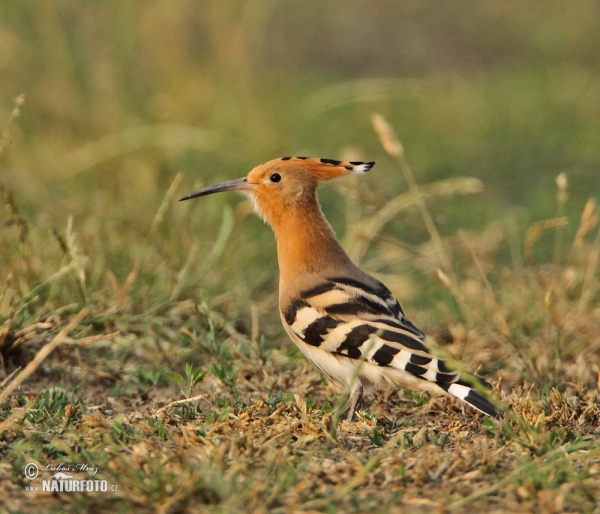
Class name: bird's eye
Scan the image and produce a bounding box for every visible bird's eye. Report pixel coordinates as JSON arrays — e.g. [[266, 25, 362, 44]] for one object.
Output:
[[270, 173, 282, 183]]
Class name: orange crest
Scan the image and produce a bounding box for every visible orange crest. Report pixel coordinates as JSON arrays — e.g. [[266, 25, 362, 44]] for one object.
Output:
[[250, 157, 375, 182]]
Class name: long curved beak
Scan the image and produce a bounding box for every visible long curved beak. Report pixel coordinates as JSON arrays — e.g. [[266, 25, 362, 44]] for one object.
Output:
[[179, 177, 253, 201]]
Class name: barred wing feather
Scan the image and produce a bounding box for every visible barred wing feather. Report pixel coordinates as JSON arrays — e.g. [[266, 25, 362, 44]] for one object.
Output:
[[282, 276, 500, 418]]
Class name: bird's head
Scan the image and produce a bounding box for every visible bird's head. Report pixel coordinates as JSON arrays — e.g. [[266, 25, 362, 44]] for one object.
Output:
[[180, 156, 375, 225]]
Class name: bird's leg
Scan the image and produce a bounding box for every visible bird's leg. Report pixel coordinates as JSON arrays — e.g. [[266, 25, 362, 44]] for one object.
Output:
[[343, 381, 364, 422]]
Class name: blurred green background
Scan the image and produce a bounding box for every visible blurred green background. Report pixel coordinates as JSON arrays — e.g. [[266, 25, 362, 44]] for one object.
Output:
[[1, 1, 599, 332]]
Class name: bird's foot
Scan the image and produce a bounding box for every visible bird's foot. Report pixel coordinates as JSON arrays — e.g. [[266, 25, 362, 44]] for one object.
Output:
[[342, 382, 364, 422]]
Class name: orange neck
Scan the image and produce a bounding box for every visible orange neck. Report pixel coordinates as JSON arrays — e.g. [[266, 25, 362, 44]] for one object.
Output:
[[267, 194, 355, 291]]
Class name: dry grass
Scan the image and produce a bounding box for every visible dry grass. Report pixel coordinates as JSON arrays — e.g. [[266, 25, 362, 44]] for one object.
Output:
[[1, 4, 599, 511], [1, 114, 599, 512]]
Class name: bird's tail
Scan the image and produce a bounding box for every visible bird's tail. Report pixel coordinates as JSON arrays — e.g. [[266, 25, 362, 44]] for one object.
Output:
[[438, 375, 503, 419]]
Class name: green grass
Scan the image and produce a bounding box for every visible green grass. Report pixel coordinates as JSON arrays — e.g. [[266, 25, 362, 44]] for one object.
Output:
[[1, 2, 599, 512]]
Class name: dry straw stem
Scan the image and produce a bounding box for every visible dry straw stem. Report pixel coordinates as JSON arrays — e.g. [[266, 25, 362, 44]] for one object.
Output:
[[554, 172, 568, 264], [436, 267, 536, 378], [579, 225, 600, 309], [524, 217, 568, 263], [62, 331, 119, 346], [0, 307, 88, 405], [170, 241, 199, 302], [458, 230, 510, 337], [199, 204, 234, 271], [51, 215, 90, 304], [154, 393, 208, 417], [19, 259, 87, 311], [170, 201, 233, 301], [371, 114, 451, 271], [347, 176, 482, 263], [148, 172, 183, 241], [436, 268, 473, 326], [60, 125, 217, 175], [0, 366, 20, 389], [306, 78, 431, 116], [505, 212, 525, 272], [250, 304, 259, 341], [0, 94, 25, 156], [0, 183, 29, 246], [573, 198, 598, 248], [112, 173, 183, 311]]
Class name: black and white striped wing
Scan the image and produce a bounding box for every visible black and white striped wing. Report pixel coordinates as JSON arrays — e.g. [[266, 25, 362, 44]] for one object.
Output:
[[282, 276, 499, 418]]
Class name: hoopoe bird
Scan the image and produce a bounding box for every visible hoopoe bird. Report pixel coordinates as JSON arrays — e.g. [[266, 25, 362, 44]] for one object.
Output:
[[180, 157, 501, 421]]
